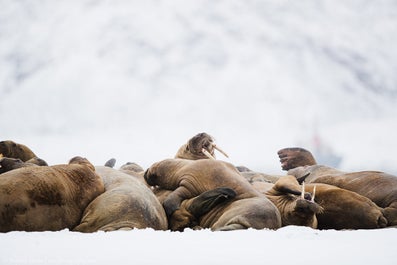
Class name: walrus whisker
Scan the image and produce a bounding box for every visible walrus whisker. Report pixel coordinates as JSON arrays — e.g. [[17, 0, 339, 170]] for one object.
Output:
[[311, 185, 316, 202], [202, 148, 216, 160], [213, 145, 229, 158], [301, 181, 305, 199]]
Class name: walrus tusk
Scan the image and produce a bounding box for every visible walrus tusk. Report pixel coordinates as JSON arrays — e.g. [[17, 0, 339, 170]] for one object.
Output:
[[213, 145, 229, 158], [311, 185, 316, 202], [202, 148, 216, 160], [301, 181, 305, 199]]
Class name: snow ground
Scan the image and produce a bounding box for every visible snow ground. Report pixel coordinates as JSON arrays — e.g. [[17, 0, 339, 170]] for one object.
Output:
[[1, 227, 396, 265]]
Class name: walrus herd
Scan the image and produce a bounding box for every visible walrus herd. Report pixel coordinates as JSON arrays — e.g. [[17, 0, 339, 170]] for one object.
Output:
[[0, 134, 395, 232]]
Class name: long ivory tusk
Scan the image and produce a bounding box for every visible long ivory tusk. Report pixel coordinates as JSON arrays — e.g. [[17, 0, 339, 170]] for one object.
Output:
[[202, 148, 216, 160], [213, 145, 229, 158], [311, 185, 316, 202], [301, 181, 305, 199]]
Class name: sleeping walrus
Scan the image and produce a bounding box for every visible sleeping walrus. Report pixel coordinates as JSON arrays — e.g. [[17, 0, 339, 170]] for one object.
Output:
[[0, 157, 104, 232], [74, 166, 168, 232], [278, 147, 397, 226], [0, 140, 38, 162], [0, 157, 48, 174], [144, 158, 281, 231]]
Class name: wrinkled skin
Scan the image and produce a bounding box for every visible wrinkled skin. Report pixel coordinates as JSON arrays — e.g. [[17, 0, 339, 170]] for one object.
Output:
[[74, 166, 167, 232], [0, 157, 48, 174], [0, 140, 37, 162], [175, 132, 218, 160], [144, 159, 281, 231], [303, 183, 387, 229], [265, 176, 322, 228], [279, 147, 397, 226], [0, 157, 104, 232]]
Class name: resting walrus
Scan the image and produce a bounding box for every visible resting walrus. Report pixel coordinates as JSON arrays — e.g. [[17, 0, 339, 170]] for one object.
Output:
[[278, 147, 397, 226], [74, 166, 168, 232], [144, 159, 281, 231], [0, 157, 104, 232], [0, 157, 48, 174], [0, 140, 38, 162]]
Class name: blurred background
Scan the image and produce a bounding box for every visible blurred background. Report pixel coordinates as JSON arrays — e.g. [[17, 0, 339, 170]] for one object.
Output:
[[1, 0, 396, 174]]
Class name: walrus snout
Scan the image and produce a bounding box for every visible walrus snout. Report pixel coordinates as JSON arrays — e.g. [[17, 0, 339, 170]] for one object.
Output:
[[144, 169, 157, 186]]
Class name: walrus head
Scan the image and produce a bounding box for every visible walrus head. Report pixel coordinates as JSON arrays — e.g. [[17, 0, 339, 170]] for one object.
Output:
[[120, 162, 144, 173], [0, 157, 25, 174], [69, 156, 95, 171], [176, 132, 229, 160]]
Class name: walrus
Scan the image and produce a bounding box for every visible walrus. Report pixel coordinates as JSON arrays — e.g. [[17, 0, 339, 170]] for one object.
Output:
[[0, 157, 48, 174], [144, 159, 281, 231], [265, 176, 322, 228], [74, 166, 168, 232], [0, 140, 38, 162], [303, 183, 387, 229], [175, 132, 229, 160], [0, 157, 104, 232], [278, 147, 397, 226]]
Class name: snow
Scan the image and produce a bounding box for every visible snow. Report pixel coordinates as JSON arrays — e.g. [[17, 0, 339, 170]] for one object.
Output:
[[1, 1, 397, 264], [1, 227, 396, 265]]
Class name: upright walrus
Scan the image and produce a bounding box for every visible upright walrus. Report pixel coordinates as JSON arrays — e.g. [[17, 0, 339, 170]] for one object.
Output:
[[278, 147, 397, 226], [144, 158, 281, 231], [175, 132, 229, 160], [0, 157, 104, 232]]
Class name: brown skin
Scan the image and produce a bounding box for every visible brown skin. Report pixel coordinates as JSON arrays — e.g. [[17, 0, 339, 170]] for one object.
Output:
[[279, 147, 397, 226], [265, 176, 322, 228], [175, 132, 217, 160], [304, 183, 387, 229], [144, 159, 281, 231], [288, 165, 397, 226], [0, 157, 48, 174], [0, 157, 104, 232], [250, 175, 386, 229], [74, 166, 168, 232], [0, 140, 37, 162]]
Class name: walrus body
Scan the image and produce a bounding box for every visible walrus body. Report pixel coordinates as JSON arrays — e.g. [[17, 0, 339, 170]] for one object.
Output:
[[288, 165, 397, 226], [0, 140, 37, 162], [74, 166, 168, 232], [303, 183, 387, 229], [278, 147, 397, 226], [0, 157, 104, 232], [249, 174, 386, 229], [144, 159, 281, 231]]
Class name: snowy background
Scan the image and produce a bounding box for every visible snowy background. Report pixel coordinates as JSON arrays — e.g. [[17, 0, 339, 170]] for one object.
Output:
[[1, 1, 397, 264], [1, 0, 396, 174]]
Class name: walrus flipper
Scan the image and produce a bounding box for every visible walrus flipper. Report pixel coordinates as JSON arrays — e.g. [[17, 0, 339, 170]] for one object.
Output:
[[188, 187, 237, 218], [104, 158, 116, 168], [278, 147, 316, 170]]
